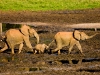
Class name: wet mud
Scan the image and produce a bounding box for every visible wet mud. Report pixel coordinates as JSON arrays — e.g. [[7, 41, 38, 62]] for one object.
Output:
[[0, 30, 100, 75], [0, 9, 100, 75], [0, 8, 100, 24]]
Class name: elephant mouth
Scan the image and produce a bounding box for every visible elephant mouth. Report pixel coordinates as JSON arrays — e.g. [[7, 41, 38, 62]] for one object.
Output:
[[29, 34, 34, 37]]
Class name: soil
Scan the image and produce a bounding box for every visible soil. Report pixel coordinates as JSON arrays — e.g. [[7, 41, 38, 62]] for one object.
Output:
[[0, 8, 100, 24], [0, 8, 100, 75]]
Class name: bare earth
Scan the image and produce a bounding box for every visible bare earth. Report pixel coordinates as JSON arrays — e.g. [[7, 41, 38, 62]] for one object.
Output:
[[0, 8, 100, 24], [0, 9, 100, 75]]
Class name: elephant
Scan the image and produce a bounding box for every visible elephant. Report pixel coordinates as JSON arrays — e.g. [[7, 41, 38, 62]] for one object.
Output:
[[49, 30, 98, 55], [33, 43, 49, 54], [0, 24, 39, 54]]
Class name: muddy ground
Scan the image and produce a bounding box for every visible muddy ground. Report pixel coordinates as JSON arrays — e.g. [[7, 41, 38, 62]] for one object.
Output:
[[0, 9, 100, 75]]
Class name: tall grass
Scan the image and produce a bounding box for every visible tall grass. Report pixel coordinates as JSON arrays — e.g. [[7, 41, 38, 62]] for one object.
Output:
[[0, 0, 100, 11]]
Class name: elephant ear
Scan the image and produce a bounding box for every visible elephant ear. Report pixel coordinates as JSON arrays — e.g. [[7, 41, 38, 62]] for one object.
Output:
[[28, 28, 35, 37], [73, 30, 81, 40], [42, 44, 48, 49], [20, 24, 30, 36]]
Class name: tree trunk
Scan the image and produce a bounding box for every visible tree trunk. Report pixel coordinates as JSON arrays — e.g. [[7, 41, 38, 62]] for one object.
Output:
[[0, 23, 2, 34]]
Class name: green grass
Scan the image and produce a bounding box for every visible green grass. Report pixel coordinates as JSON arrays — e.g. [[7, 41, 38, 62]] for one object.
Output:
[[0, 0, 100, 11]]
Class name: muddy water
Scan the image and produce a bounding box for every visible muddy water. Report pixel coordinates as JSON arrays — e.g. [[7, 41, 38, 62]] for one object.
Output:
[[0, 54, 100, 75], [0, 29, 100, 75]]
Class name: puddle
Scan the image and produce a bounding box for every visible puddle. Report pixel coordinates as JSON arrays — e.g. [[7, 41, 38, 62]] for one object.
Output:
[[82, 58, 100, 62], [0, 54, 100, 74], [79, 69, 100, 72], [29, 67, 40, 71], [79, 65, 100, 72], [48, 59, 80, 65], [62, 58, 100, 64], [60, 60, 69, 64], [47, 57, 100, 66]]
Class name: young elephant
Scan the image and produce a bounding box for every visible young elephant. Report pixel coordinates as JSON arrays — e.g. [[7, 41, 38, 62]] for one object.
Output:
[[0, 25, 39, 54], [33, 44, 49, 54], [50, 30, 98, 55]]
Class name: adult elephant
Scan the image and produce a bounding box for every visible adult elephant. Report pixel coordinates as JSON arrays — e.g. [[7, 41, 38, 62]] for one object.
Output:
[[0, 24, 39, 54], [49, 30, 98, 55]]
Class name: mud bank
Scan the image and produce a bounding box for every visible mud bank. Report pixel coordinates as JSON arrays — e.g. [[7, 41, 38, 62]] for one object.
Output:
[[0, 29, 100, 75], [0, 9, 100, 24], [0, 9, 100, 75]]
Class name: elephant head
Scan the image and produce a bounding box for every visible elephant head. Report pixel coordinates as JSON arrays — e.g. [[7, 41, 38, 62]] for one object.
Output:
[[74, 30, 98, 40], [20, 24, 39, 44], [42, 44, 49, 50]]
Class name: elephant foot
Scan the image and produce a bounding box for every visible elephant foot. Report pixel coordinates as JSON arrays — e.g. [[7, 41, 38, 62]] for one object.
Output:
[[68, 52, 71, 55], [0, 50, 2, 53], [11, 53, 15, 55], [58, 50, 61, 55], [18, 52, 21, 54], [0, 49, 6, 53], [51, 50, 55, 53], [29, 48, 33, 52], [18, 50, 21, 54], [81, 53, 85, 56], [33, 50, 37, 54], [11, 51, 15, 55], [0, 49, 5, 53], [68, 53, 70, 55], [27, 48, 34, 53]]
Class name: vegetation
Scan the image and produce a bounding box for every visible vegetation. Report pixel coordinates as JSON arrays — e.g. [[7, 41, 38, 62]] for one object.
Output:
[[2, 24, 21, 31], [1, 0, 100, 30], [0, 0, 100, 11]]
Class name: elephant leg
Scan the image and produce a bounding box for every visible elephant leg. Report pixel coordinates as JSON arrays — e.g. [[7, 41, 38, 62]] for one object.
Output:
[[39, 50, 41, 54], [11, 46, 15, 54], [24, 37, 33, 51], [69, 41, 75, 54], [41, 49, 44, 54], [58, 50, 61, 55], [18, 43, 23, 54], [34, 50, 37, 54], [0, 43, 8, 52], [7, 42, 15, 54], [69, 45, 74, 54], [76, 41, 84, 55], [52, 48, 61, 54], [52, 43, 62, 54]]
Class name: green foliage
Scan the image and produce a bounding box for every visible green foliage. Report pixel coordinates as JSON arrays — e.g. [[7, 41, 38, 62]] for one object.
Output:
[[0, 0, 100, 11], [2, 23, 21, 31]]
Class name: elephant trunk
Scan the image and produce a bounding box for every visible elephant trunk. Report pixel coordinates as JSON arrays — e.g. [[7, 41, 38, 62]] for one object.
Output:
[[86, 33, 98, 39], [34, 32, 39, 44]]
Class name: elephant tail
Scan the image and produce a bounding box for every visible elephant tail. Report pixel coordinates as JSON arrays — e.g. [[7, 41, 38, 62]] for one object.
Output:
[[48, 40, 55, 47]]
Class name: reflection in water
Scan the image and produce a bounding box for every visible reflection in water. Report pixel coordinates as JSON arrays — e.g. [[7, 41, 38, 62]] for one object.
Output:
[[0, 54, 100, 73], [0, 54, 18, 63]]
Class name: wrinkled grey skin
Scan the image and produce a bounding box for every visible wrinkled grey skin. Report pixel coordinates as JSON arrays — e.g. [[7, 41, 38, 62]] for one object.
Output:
[[0, 25, 39, 54], [50, 30, 98, 55], [33, 44, 48, 54]]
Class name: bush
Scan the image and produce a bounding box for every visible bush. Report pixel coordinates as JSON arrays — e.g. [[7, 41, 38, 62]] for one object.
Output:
[[2, 23, 21, 31]]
